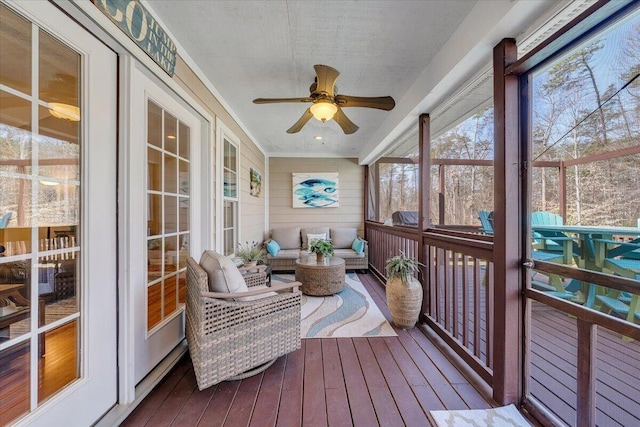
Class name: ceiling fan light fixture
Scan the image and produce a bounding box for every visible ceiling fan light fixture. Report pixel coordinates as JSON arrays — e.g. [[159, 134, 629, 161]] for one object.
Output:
[[310, 100, 338, 122], [48, 102, 80, 122]]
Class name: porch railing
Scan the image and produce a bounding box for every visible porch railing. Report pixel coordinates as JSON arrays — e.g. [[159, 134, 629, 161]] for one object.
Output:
[[366, 223, 419, 279], [366, 222, 495, 384]]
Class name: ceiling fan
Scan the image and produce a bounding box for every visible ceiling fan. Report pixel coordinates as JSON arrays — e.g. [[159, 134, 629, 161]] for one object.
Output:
[[253, 64, 395, 134]]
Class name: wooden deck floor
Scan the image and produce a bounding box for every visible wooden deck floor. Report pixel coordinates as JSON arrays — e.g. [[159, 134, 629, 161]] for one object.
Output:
[[121, 272, 640, 427], [530, 301, 640, 427], [121, 273, 494, 427]]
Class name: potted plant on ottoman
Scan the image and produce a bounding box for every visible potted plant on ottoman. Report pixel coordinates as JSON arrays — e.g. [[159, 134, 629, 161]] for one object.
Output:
[[236, 241, 267, 269], [309, 238, 334, 263], [385, 251, 423, 329]]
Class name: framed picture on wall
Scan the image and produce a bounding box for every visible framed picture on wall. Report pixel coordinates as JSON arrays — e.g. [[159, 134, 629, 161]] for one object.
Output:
[[250, 168, 262, 197], [292, 172, 339, 208]]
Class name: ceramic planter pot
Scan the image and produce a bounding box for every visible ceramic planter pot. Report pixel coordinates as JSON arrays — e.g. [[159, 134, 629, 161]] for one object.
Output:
[[386, 275, 422, 328], [316, 253, 325, 263]]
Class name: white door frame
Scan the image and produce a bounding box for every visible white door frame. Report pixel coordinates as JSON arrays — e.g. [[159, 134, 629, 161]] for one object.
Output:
[[119, 60, 211, 401], [2, 1, 118, 425]]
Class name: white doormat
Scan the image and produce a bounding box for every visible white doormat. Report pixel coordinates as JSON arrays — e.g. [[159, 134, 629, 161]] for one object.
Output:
[[430, 404, 531, 427]]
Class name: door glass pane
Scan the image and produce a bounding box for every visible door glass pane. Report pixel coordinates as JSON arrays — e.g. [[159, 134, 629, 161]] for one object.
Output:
[[0, 90, 31, 130], [1, 5, 81, 423], [164, 153, 177, 193], [164, 111, 177, 154], [147, 147, 162, 192], [38, 320, 79, 404], [178, 123, 189, 160], [0, 342, 30, 422], [147, 194, 161, 236], [164, 195, 177, 234], [146, 100, 190, 332], [147, 101, 161, 148], [0, 4, 31, 94], [179, 198, 189, 232]]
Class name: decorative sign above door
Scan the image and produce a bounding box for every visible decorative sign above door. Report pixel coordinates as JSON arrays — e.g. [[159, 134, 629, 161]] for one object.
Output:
[[92, 0, 177, 76]]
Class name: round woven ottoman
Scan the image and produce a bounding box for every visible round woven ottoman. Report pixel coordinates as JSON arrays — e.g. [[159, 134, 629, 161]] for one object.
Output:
[[295, 257, 345, 296]]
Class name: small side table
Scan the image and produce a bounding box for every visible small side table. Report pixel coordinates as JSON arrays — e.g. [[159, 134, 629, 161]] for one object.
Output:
[[295, 257, 345, 296]]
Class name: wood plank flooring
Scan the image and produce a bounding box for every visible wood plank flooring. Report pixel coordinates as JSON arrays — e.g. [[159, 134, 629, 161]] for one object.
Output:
[[121, 273, 494, 427], [529, 301, 640, 427]]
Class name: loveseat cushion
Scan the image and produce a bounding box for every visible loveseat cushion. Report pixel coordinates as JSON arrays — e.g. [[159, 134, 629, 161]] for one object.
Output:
[[267, 249, 300, 259], [271, 227, 301, 250], [200, 250, 248, 294], [301, 227, 330, 250], [330, 227, 358, 249], [333, 248, 365, 259]]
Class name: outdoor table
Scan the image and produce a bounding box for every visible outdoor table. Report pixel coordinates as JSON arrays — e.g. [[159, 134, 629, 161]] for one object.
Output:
[[531, 225, 640, 307]]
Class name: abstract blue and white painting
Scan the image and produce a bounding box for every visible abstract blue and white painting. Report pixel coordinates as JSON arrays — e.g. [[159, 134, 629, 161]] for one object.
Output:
[[292, 172, 339, 208]]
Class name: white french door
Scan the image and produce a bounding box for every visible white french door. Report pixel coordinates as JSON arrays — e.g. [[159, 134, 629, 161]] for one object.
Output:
[[126, 66, 203, 387], [0, 1, 117, 426]]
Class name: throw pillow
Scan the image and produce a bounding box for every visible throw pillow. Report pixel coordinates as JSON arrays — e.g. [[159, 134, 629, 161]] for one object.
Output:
[[351, 237, 365, 255], [266, 239, 280, 256], [200, 250, 248, 294], [307, 233, 326, 251]]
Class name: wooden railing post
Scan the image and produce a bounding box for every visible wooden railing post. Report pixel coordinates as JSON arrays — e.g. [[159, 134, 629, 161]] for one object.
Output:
[[492, 38, 522, 405], [559, 161, 567, 221], [576, 320, 596, 427], [419, 113, 430, 320]]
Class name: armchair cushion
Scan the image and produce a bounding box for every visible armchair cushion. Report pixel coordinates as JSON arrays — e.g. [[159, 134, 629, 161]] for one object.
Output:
[[199, 250, 248, 294], [271, 227, 301, 250]]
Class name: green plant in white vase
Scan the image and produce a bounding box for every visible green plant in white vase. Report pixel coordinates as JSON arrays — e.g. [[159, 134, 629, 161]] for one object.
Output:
[[385, 251, 424, 329]]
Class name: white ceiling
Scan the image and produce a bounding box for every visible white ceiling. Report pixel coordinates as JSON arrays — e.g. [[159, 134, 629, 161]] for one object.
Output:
[[147, 0, 561, 163]]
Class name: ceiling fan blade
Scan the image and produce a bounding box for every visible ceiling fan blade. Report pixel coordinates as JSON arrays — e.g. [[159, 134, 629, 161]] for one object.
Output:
[[286, 108, 314, 134], [333, 108, 359, 134], [334, 95, 395, 110], [313, 65, 340, 96], [253, 97, 313, 104]]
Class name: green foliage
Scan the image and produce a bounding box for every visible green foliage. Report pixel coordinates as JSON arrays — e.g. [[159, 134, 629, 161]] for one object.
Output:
[[385, 251, 423, 284], [235, 241, 266, 263], [309, 238, 334, 256]]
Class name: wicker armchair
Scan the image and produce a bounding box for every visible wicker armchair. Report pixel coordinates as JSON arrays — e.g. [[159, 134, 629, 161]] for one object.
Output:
[[186, 254, 301, 390]]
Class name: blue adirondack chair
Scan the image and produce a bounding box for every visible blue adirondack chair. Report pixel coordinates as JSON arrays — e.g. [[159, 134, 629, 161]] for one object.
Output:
[[594, 238, 640, 325], [478, 210, 493, 235], [0, 212, 12, 228], [530, 250, 576, 300], [530, 212, 582, 266]]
